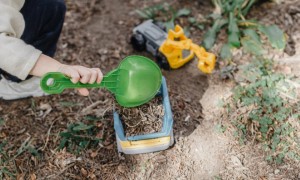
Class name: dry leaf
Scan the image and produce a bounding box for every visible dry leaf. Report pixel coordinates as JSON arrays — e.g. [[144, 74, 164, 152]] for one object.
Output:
[[30, 173, 37, 180], [90, 151, 98, 158], [81, 168, 88, 176], [17, 174, 25, 180]]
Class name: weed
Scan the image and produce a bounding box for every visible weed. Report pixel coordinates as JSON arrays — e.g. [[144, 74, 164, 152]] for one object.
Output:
[[203, 0, 286, 60], [0, 118, 4, 126], [215, 124, 227, 133], [135, 3, 191, 31], [227, 58, 300, 164], [58, 118, 104, 154], [0, 138, 38, 179]]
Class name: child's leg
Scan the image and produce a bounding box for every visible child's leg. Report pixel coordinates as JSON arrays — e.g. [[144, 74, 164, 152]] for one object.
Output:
[[20, 0, 66, 57], [2, 0, 66, 82]]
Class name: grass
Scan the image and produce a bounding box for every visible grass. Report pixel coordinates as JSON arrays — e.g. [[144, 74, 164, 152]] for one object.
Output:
[[224, 58, 300, 164]]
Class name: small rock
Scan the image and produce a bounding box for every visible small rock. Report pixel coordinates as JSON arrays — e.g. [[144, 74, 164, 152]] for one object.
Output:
[[97, 48, 108, 55], [39, 103, 52, 118], [39, 103, 51, 111], [100, 55, 107, 62], [274, 169, 280, 174], [231, 156, 243, 166], [275, 65, 292, 74]]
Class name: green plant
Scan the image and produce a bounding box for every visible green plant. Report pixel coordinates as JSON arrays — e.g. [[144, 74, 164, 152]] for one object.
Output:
[[136, 3, 191, 31], [58, 119, 103, 154], [228, 58, 300, 164], [0, 138, 38, 179], [203, 0, 286, 60], [0, 118, 4, 126]]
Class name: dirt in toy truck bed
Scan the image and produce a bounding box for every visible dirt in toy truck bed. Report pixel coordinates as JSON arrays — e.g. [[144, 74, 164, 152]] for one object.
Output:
[[116, 97, 164, 137]]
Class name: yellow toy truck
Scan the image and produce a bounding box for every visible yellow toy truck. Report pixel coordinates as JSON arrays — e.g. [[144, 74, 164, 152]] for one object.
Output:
[[131, 20, 216, 73]]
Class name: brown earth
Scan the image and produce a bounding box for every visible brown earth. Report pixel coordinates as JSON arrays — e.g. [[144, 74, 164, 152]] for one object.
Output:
[[0, 0, 300, 179]]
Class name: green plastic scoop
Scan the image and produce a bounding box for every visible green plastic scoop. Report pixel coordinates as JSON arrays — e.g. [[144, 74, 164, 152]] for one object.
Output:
[[40, 55, 162, 107]]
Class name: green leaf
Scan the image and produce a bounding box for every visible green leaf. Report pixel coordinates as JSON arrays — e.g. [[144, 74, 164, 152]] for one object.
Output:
[[275, 153, 284, 164], [175, 8, 191, 18], [59, 137, 68, 149], [188, 17, 204, 30], [135, 4, 165, 20], [84, 116, 101, 121], [241, 37, 265, 55], [196, 24, 204, 30], [0, 118, 4, 126], [27, 146, 39, 156], [228, 33, 240, 47], [207, 13, 222, 20], [242, 0, 256, 16], [183, 26, 190, 37], [220, 43, 232, 60], [164, 19, 175, 31], [135, 9, 152, 19], [266, 155, 273, 162], [0, 167, 15, 178], [79, 140, 89, 148], [202, 29, 217, 50], [202, 18, 227, 50], [260, 117, 273, 125], [243, 29, 261, 44], [228, 12, 239, 33], [72, 123, 94, 131], [260, 125, 269, 133], [188, 17, 196, 24], [258, 25, 286, 50], [228, 12, 240, 47], [59, 132, 72, 138]]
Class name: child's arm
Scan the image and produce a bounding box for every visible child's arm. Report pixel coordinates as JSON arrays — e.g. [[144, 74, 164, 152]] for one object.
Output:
[[30, 54, 103, 96]]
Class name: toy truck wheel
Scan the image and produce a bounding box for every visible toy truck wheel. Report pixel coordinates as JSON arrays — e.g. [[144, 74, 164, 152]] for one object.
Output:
[[156, 53, 170, 70], [131, 33, 146, 51]]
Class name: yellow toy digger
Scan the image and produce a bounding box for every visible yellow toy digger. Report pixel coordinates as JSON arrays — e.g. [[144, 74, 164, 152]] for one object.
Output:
[[131, 20, 216, 73]]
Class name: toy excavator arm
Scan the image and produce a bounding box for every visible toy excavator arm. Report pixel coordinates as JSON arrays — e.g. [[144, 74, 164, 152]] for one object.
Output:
[[190, 43, 216, 74], [159, 24, 216, 72]]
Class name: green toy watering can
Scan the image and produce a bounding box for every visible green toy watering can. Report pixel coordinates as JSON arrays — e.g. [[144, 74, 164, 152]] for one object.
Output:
[[40, 55, 162, 107]]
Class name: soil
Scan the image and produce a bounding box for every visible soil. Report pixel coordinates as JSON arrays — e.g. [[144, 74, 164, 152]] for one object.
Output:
[[1, 0, 300, 179], [117, 97, 164, 137]]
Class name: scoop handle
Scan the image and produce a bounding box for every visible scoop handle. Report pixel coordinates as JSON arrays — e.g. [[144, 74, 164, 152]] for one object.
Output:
[[40, 71, 118, 94]]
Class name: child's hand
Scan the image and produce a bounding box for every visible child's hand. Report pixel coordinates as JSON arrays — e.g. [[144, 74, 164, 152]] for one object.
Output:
[[58, 65, 103, 96], [30, 54, 103, 96]]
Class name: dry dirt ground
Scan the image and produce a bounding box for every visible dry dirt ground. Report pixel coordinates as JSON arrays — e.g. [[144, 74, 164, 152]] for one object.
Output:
[[1, 0, 300, 179]]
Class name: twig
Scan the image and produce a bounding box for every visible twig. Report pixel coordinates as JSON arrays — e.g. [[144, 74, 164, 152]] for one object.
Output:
[[81, 100, 108, 115], [88, 95, 94, 104], [40, 119, 58, 151], [45, 163, 75, 179]]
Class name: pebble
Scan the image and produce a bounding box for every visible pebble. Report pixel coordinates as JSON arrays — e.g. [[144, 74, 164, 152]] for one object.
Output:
[[274, 169, 280, 174]]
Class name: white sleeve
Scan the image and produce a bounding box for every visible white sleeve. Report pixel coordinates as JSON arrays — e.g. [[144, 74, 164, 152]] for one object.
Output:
[[0, 0, 42, 80]]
